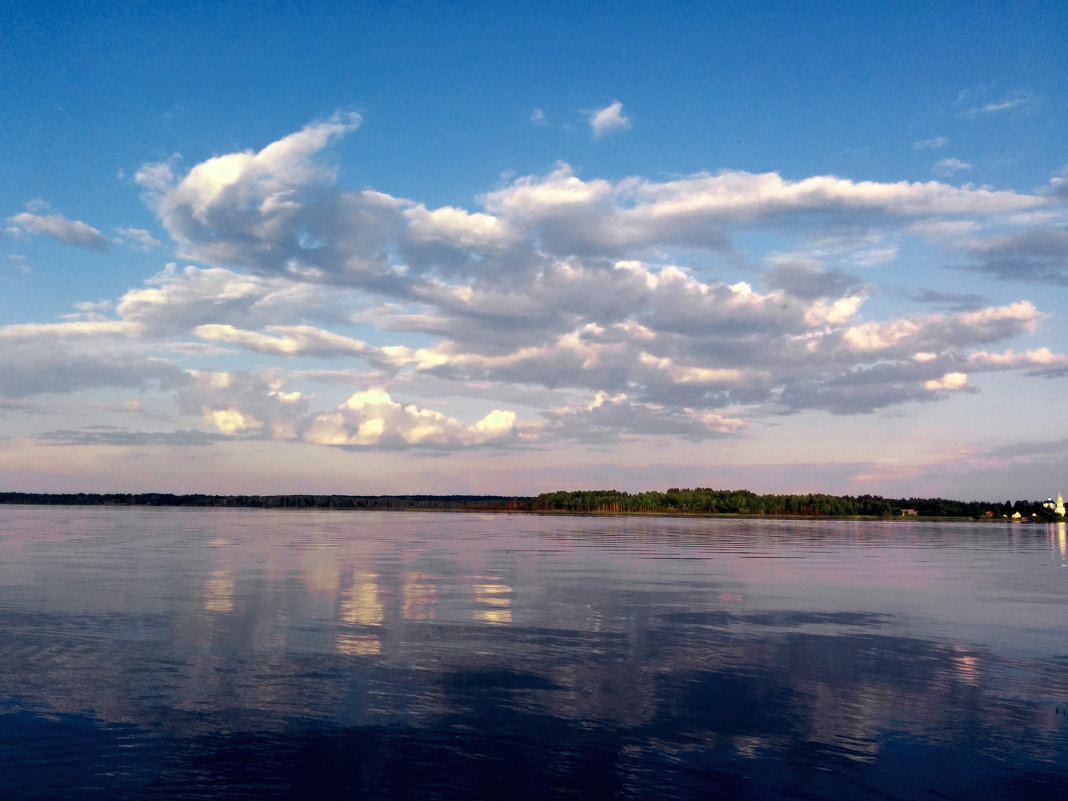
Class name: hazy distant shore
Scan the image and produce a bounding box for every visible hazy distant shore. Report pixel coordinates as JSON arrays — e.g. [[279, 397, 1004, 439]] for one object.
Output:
[[1, 490, 1061, 521]]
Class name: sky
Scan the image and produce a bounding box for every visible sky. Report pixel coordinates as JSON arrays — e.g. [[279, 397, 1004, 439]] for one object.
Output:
[[1, 1, 1067, 500]]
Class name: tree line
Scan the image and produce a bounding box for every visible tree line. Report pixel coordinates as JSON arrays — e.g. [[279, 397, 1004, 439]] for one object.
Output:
[[529, 488, 1063, 519], [0, 489, 1061, 519], [0, 492, 523, 510]]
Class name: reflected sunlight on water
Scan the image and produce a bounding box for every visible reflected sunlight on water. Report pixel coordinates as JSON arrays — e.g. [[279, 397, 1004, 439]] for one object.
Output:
[[203, 569, 235, 612], [339, 569, 384, 626], [473, 580, 513, 624], [1053, 521, 1067, 567]]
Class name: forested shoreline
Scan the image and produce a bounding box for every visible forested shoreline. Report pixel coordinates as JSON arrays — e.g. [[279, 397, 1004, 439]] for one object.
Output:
[[0, 488, 1062, 520], [530, 488, 1062, 519], [0, 493, 521, 510]]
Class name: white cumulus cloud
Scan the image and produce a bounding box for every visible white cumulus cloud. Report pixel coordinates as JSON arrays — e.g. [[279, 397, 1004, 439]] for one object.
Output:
[[8, 115, 1056, 451], [924, 372, 968, 391], [587, 101, 631, 140], [302, 389, 517, 448]]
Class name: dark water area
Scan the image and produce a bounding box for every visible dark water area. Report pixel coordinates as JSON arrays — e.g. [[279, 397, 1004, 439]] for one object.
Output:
[[1, 507, 1066, 799]]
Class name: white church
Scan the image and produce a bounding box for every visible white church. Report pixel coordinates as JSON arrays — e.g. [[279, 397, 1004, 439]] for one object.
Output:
[[1042, 493, 1066, 516]]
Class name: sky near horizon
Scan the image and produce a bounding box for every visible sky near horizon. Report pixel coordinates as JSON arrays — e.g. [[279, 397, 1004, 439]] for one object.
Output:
[[2, 1, 1067, 500]]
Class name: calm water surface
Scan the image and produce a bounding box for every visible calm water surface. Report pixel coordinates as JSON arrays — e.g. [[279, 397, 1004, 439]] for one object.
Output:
[[1, 507, 1066, 799]]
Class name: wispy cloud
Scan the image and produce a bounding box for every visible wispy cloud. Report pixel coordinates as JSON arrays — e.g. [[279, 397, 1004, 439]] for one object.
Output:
[[6, 254, 32, 274], [530, 108, 547, 126], [963, 90, 1033, 118], [0, 340, 184, 398], [908, 289, 986, 312], [542, 391, 744, 442], [115, 227, 163, 250], [959, 226, 1068, 284], [1047, 164, 1068, 198], [913, 137, 947, 150], [38, 428, 226, 447], [933, 157, 972, 177], [8, 211, 110, 252]]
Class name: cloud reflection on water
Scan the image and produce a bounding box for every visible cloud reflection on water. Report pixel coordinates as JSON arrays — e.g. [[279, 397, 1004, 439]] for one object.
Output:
[[0, 508, 1066, 798]]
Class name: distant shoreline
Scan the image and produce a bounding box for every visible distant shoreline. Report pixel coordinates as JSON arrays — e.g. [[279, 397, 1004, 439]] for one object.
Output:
[[0, 492, 523, 512], [1, 490, 1062, 522]]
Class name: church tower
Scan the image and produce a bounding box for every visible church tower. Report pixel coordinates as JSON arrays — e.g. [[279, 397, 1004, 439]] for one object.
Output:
[[1056, 493, 1065, 517]]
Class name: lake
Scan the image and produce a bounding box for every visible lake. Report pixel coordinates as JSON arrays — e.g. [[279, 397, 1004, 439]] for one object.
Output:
[[0, 506, 1065, 800]]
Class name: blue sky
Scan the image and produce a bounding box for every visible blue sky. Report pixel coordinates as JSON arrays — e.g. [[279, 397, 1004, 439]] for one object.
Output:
[[2, 1, 1067, 499]]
